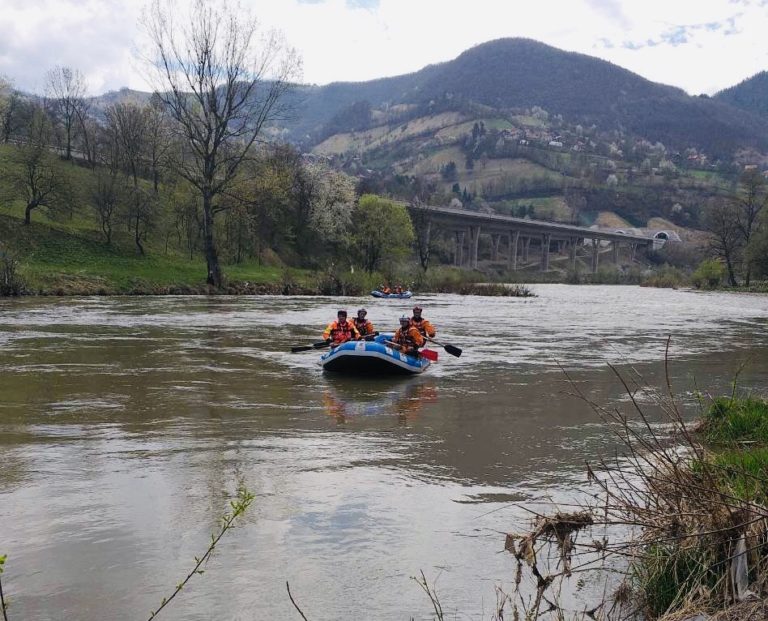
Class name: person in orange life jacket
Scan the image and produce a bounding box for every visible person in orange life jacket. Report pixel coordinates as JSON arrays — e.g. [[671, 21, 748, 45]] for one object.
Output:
[[323, 310, 360, 346], [353, 308, 375, 337], [410, 306, 436, 338], [391, 315, 425, 356]]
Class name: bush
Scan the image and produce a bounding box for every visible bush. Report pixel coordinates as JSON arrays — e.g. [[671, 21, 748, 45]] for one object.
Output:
[[315, 266, 377, 296], [455, 283, 536, 297], [640, 265, 688, 288], [0, 245, 25, 296], [691, 259, 725, 290]]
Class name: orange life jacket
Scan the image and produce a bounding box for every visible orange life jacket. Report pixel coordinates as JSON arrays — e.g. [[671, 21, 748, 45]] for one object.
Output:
[[410, 317, 435, 338], [323, 319, 359, 343], [354, 318, 374, 336], [393, 325, 425, 351]]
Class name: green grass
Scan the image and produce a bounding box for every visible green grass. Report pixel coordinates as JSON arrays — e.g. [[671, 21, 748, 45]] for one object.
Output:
[[707, 447, 768, 503], [632, 544, 716, 619], [692, 396, 768, 503], [702, 396, 768, 445], [0, 213, 297, 294]]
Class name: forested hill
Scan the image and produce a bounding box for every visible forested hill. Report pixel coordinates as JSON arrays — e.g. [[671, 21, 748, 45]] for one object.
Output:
[[715, 71, 768, 120], [286, 38, 768, 157]]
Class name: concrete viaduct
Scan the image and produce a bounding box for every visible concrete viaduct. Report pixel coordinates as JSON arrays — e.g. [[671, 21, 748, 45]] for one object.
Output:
[[406, 205, 655, 273]]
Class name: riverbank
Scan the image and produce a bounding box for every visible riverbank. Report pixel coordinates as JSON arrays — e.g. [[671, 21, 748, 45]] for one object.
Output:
[[509, 382, 768, 620]]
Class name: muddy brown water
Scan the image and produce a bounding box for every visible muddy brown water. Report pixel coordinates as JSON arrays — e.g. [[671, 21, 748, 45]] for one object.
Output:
[[1, 286, 767, 620]]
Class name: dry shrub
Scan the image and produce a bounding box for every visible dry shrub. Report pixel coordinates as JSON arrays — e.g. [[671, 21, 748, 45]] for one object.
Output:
[[504, 342, 768, 620]]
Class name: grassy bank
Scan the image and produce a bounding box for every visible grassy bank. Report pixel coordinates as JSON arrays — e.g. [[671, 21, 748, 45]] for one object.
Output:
[[506, 377, 768, 620]]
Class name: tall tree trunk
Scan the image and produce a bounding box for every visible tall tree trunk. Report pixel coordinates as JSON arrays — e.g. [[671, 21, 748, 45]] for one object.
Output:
[[203, 193, 222, 288], [724, 251, 738, 287], [134, 213, 144, 255], [24, 202, 36, 225]]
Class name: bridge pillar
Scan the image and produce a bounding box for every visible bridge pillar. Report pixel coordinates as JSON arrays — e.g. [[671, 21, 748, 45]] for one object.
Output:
[[591, 238, 600, 273], [508, 230, 519, 271], [491, 233, 501, 261], [612, 241, 620, 264], [522, 237, 530, 264], [569, 237, 577, 270], [454, 230, 465, 266], [469, 225, 481, 269], [540, 233, 551, 271]]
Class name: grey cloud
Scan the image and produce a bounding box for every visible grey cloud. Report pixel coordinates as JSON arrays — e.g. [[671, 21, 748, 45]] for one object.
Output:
[[0, 0, 139, 94]]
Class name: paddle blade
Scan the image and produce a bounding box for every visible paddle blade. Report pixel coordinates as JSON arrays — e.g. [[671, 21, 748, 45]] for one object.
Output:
[[444, 344, 462, 357], [420, 348, 438, 361], [291, 341, 330, 353]]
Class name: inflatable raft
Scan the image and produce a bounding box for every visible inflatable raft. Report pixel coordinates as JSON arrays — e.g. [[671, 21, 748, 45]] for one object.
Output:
[[370, 290, 412, 299], [320, 334, 430, 375]]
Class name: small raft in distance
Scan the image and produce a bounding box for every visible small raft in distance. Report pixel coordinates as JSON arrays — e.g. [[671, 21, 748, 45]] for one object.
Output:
[[370, 290, 412, 299], [320, 334, 430, 375]]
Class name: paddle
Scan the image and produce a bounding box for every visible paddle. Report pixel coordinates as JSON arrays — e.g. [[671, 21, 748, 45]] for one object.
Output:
[[420, 348, 438, 362], [425, 336, 462, 358], [290, 340, 331, 353], [291, 332, 378, 353], [383, 340, 437, 361]]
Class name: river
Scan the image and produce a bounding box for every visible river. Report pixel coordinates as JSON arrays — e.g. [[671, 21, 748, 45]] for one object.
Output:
[[1, 285, 767, 620]]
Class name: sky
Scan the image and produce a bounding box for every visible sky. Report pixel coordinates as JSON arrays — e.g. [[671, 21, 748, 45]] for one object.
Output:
[[1, 0, 768, 97]]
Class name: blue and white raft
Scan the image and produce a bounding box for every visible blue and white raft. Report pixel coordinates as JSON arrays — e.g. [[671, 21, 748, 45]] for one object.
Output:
[[370, 290, 413, 299], [320, 334, 430, 375]]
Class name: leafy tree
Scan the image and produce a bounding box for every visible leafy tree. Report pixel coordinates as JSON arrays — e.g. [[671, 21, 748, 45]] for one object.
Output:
[[691, 259, 725, 290], [348, 195, 414, 273], [143, 0, 301, 287]]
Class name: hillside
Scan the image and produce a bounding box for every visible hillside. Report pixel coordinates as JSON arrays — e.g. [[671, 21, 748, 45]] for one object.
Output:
[[89, 39, 768, 158], [295, 39, 768, 158], [715, 71, 768, 120]]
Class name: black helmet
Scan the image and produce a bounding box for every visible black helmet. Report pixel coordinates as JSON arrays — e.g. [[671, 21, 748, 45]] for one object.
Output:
[[413, 306, 423, 313], [337, 309, 347, 317], [357, 308, 367, 316]]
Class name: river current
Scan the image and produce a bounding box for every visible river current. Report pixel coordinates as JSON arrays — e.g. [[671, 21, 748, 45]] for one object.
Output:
[[1, 285, 767, 620]]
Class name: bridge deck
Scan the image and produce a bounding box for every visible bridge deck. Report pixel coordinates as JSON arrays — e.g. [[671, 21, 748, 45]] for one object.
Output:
[[408, 205, 652, 244]]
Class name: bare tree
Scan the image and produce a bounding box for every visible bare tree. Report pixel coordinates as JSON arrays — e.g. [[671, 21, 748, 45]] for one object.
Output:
[[703, 197, 742, 287], [144, 95, 173, 193], [12, 108, 68, 225], [91, 170, 122, 245], [45, 66, 88, 160], [105, 103, 151, 254], [75, 97, 97, 167], [91, 122, 124, 245], [733, 168, 768, 286], [143, 0, 301, 287]]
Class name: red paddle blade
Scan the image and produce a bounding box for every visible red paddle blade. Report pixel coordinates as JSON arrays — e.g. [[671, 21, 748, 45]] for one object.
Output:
[[420, 348, 438, 361]]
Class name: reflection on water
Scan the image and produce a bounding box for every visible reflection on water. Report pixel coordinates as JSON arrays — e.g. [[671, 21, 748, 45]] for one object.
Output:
[[0, 287, 767, 619], [322, 378, 439, 423]]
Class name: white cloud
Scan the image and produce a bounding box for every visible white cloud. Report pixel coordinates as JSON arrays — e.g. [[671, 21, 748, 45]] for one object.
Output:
[[1, 0, 767, 95]]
